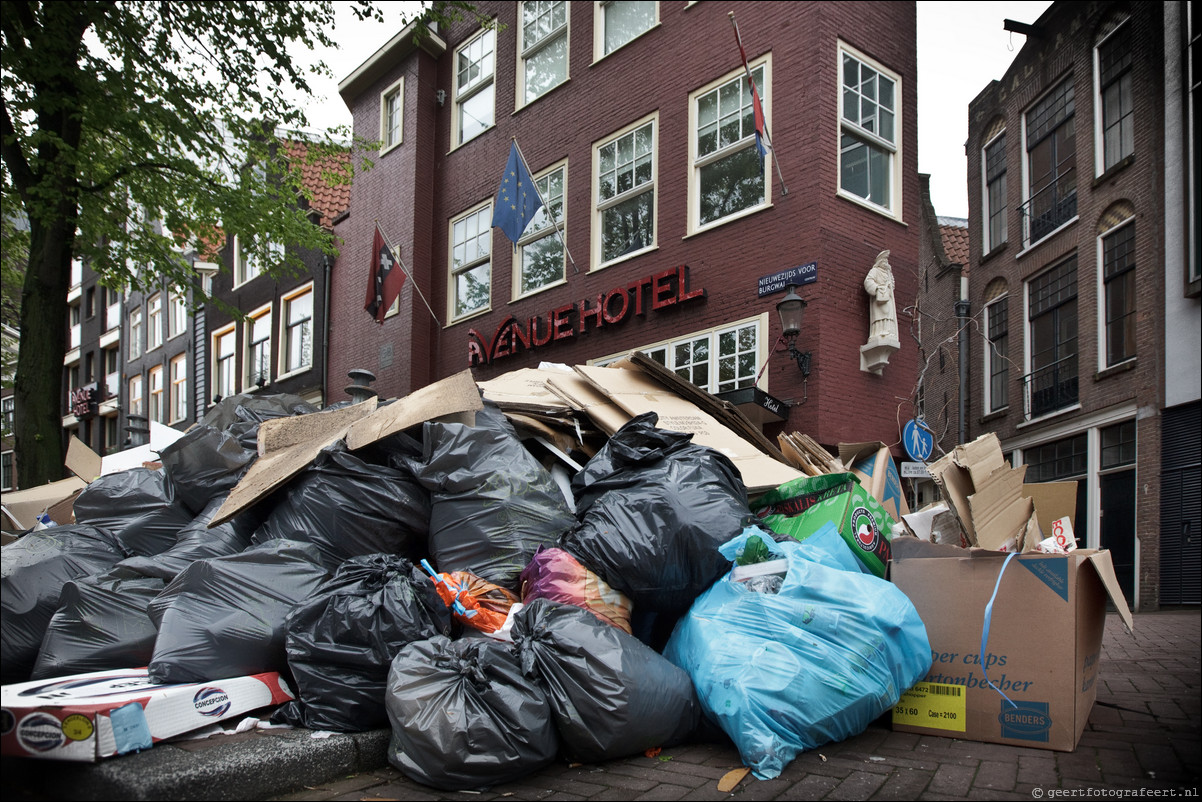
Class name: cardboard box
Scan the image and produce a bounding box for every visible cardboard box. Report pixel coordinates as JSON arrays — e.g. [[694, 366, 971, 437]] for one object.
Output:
[[753, 472, 895, 577], [1022, 481, 1079, 536], [889, 538, 1133, 751], [1, 668, 294, 761], [838, 442, 909, 521]]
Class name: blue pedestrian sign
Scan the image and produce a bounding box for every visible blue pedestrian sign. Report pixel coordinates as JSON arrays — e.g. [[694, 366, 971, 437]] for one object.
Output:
[[903, 419, 935, 462]]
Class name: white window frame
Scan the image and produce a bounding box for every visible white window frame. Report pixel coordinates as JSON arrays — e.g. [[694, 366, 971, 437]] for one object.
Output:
[[1097, 215, 1137, 371], [245, 303, 273, 389], [593, 1, 658, 61], [380, 78, 404, 154], [452, 26, 496, 148], [837, 41, 902, 219], [169, 353, 187, 424], [103, 346, 120, 400], [1, 396, 14, 437], [128, 373, 144, 418], [128, 306, 143, 360], [688, 56, 771, 236], [1020, 77, 1078, 248], [518, 1, 569, 107], [1, 450, 13, 492], [146, 293, 163, 351], [167, 288, 187, 340], [983, 292, 1010, 415], [514, 160, 568, 299], [982, 129, 1008, 253], [1093, 17, 1133, 176], [280, 283, 314, 377], [148, 364, 164, 423], [104, 286, 121, 333], [211, 324, 237, 404], [448, 202, 493, 322], [594, 314, 768, 394], [592, 113, 658, 271], [233, 234, 282, 287]]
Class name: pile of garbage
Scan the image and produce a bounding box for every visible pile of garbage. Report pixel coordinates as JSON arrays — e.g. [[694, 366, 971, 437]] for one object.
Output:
[[1, 358, 933, 788]]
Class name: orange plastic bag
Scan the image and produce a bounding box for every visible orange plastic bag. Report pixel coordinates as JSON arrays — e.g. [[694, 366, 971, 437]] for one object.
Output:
[[421, 560, 519, 634]]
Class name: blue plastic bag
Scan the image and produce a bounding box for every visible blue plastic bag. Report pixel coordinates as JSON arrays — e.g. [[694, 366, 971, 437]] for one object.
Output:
[[664, 524, 931, 780]]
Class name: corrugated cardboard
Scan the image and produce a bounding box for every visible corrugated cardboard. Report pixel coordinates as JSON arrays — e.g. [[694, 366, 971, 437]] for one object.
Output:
[[1023, 481, 1079, 536], [838, 441, 909, 521], [889, 537, 1133, 751], [572, 364, 801, 493], [0, 477, 88, 532], [927, 433, 1038, 551], [0, 668, 294, 761]]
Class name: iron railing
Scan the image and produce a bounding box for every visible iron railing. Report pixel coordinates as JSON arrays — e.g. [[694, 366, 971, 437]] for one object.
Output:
[[1020, 168, 1077, 244], [1023, 353, 1078, 419]]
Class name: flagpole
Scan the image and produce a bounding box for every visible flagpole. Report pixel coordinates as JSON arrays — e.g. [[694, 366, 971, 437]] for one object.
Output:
[[374, 219, 442, 327], [729, 12, 788, 196], [511, 138, 579, 274]]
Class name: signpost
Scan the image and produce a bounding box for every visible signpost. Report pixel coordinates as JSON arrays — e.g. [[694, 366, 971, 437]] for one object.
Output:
[[902, 418, 935, 462], [757, 261, 817, 297]]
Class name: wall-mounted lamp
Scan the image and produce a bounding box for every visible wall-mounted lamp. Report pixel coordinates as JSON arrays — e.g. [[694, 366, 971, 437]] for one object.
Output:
[[776, 284, 812, 378]]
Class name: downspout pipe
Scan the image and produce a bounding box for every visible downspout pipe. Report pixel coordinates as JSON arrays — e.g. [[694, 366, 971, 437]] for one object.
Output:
[[321, 253, 331, 407], [955, 297, 970, 445]]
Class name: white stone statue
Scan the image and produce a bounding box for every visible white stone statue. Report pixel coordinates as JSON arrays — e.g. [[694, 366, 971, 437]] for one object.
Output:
[[864, 249, 898, 344], [860, 249, 900, 375]]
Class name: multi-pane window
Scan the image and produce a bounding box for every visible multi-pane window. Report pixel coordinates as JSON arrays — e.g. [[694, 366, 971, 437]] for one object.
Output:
[[169, 354, 187, 423], [1027, 256, 1079, 418], [517, 164, 566, 296], [147, 293, 163, 350], [128, 306, 143, 360], [381, 80, 403, 152], [103, 347, 119, 399], [520, 1, 568, 105], [128, 374, 144, 418], [213, 326, 236, 402], [1, 396, 13, 436], [1102, 220, 1136, 366], [596, 118, 655, 266], [1097, 22, 1133, 172], [282, 286, 313, 374], [599, 1, 656, 57], [234, 235, 282, 286], [246, 306, 272, 387], [608, 318, 762, 395], [1024, 78, 1077, 242], [985, 294, 1009, 412], [692, 62, 768, 231], [1024, 432, 1088, 483], [1101, 419, 1137, 470], [69, 303, 81, 350], [984, 132, 1008, 251], [450, 205, 492, 319], [167, 289, 187, 340], [148, 365, 164, 423], [104, 286, 121, 332], [1, 451, 12, 492], [839, 44, 899, 213], [454, 28, 495, 146]]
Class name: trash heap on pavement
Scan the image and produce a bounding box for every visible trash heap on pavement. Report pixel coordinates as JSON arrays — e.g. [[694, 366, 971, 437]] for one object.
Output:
[[3, 356, 940, 783]]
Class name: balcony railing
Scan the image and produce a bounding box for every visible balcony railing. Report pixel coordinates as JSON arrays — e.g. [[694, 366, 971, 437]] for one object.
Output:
[[1023, 354, 1079, 419], [1020, 168, 1077, 244]]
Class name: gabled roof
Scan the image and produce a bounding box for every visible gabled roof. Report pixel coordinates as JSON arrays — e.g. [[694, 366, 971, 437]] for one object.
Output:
[[938, 218, 970, 271], [284, 141, 352, 228]]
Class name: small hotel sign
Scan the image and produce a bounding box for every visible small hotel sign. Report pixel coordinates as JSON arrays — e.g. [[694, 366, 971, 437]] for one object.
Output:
[[757, 261, 817, 297]]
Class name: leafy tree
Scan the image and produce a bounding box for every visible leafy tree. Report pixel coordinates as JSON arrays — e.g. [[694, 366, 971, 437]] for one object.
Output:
[[0, 1, 480, 487]]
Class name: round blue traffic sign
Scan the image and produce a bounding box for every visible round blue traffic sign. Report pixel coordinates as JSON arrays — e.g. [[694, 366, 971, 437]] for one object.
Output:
[[903, 419, 935, 462]]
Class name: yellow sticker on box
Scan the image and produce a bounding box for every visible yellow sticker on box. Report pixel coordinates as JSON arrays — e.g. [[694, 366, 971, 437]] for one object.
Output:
[[892, 682, 967, 732]]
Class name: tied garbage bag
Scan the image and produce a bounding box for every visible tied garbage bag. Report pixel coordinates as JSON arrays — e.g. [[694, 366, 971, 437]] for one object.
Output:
[[275, 554, 452, 732], [561, 412, 756, 616], [519, 546, 632, 634], [385, 635, 559, 791], [158, 425, 257, 515], [511, 598, 700, 764], [664, 525, 932, 780], [1, 525, 126, 684], [408, 403, 573, 589], [31, 574, 164, 679], [147, 540, 329, 684], [112, 494, 260, 583], [252, 446, 429, 571], [73, 467, 195, 557], [420, 562, 522, 636], [199, 391, 316, 431]]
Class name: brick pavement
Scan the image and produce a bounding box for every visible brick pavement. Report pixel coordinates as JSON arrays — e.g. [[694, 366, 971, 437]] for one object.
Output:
[[272, 610, 1201, 802]]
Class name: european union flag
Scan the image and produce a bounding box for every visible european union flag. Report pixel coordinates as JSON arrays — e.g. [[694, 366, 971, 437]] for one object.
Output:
[[492, 141, 543, 244]]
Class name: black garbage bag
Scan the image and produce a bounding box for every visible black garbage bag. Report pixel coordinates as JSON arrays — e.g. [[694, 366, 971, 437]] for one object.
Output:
[[159, 425, 257, 515], [200, 391, 316, 431], [273, 554, 453, 732], [1, 525, 126, 684], [31, 574, 164, 680], [511, 598, 701, 763], [112, 495, 260, 583], [385, 635, 559, 791], [73, 468, 195, 557], [407, 403, 573, 590], [147, 540, 329, 684], [251, 446, 429, 571], [560, 412, 756, 616]]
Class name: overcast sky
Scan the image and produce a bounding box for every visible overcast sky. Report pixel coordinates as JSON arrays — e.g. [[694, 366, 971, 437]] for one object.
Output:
[[296, 1, 1054, 221]]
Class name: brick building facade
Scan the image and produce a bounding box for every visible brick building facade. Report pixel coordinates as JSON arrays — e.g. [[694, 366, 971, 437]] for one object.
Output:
[[330, 1, 922, 453]]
